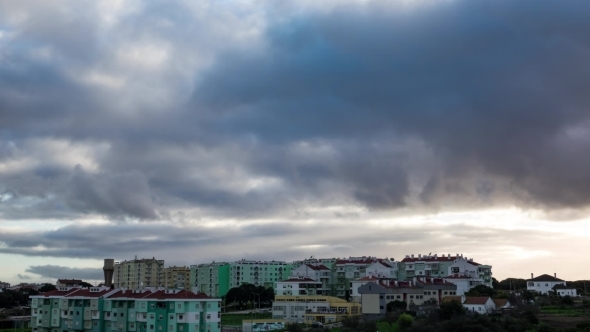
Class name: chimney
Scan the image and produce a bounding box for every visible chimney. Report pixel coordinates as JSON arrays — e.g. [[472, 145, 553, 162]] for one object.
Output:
[[103, 259, 115, 287], [531, 273, 533, 279], [554, 273, 556, 278]]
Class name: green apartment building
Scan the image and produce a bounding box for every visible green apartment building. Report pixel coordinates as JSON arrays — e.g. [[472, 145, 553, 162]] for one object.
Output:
[[30, 287, 221, 332], [190, 261, 293, 298]]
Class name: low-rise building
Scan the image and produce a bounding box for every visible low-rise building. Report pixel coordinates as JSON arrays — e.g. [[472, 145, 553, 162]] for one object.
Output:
[[526, 274, 566, 295], [272, 295, 360, 325], [462, 296, 496, 314], [275, 278, 323, 296], [358, 277, 457, 319], [30, 286, 221, 332], [553, 284, 578, 297]]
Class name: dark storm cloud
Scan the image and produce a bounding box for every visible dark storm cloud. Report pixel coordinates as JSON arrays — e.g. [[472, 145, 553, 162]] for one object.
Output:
[[1, 0, 590, 224], [26, 265, 103, 281], [17, 274, 31, 280], [196, 0, 590, 211]]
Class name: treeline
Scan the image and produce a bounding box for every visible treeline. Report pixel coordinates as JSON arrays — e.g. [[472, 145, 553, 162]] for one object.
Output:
[[224, 284, 275, 310], [494, 277, 590, 293]]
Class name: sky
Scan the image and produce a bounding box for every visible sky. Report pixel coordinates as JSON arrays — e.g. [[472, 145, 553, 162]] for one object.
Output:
[[1, 0, 590, 285]]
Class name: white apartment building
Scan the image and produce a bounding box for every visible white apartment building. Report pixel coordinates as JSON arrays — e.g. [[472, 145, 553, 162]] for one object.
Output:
[[113, 257, 165, 289], [365, 260, 398, 278], [289, 264, 331, 294]]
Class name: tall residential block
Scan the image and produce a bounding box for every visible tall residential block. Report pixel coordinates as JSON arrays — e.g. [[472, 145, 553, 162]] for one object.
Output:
[[163, 266, 191, 290], [113, 258, 165, 289], [190, 260, 293, 298], [30, 286, 221, 332]]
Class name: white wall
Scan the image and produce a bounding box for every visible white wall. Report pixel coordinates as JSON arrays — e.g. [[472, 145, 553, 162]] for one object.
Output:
[[527, 281, 565, 295]]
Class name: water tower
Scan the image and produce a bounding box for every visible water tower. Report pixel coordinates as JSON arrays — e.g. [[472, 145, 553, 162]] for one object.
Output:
[[103, 259, 115, 287]]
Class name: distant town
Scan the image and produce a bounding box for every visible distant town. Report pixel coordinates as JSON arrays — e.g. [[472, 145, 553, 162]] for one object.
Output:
[[1, 254, 588, 332]]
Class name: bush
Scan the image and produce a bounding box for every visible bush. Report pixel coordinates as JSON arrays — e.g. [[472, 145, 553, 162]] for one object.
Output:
[[286, 323, 303, 332], [397, 313, 413, 330], [387, 300, 408, 312], [438, 300, 466, 320], [561, 295, 574, 306]]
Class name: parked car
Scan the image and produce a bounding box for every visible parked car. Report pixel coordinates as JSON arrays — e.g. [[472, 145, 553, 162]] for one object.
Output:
[[311, 322, 323, 328]]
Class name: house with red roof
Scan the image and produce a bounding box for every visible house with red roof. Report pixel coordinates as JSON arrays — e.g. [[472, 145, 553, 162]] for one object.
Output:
[[463, 296, 496, 314]]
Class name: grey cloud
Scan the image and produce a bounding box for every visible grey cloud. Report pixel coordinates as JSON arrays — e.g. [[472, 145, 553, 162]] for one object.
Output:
[[17, 274, 31, 280], [26, 265, 103, 281], [1, 0, 590, 224]]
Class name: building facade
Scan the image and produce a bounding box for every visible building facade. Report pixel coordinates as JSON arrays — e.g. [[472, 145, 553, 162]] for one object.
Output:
[[527, 274, 569, 295], [399, 254, 492, 287], [30, 287, 221, 332], [114, 258, 165, 289], [163, 267, 190, 291], [272, 295, 360, 324], [275, 278, 323, 296], [190, 261, 293, 298]]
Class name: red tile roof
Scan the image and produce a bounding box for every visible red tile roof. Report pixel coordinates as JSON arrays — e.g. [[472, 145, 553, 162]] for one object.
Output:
[[377, 260, 395, 268], [444, 274, 472, 279], [65, 289, 111, 298], [281, 278, 320, 283], [336, 259, 378, 265], [463, 297, 491, 305], [493, 299, 509, 308], [35, 288, 82, 297], [354, 276, 395, 282], [108, 290, 155, 299], [144, 290, 211, 300]]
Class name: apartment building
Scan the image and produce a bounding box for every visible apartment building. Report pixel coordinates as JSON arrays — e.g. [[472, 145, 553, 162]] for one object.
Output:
[[56, 280, 84, 287], [289, 264, 331, 295], [272, 295, 360, 325], [163, 267, 190, 291], [333, 257, 381, 298], [398, 254, 492, 287], [0, 281, 10, 289], [190, 261, 293, 298], [30, 286, 221, 332], [113, 258, 165, 289], [275, 278, 323, 296]]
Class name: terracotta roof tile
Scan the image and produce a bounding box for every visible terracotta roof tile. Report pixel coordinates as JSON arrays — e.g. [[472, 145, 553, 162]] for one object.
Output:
[[442, 296, 462, 303], [65, 289, 111, 298], [493, 299, 509, 308], [528, 274, 564, 282], [281, 278, 320, 283], [108, 290, 155, 299], [144, 290, 211, 300]]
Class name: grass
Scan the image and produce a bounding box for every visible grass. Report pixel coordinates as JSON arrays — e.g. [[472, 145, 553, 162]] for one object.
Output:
[[540, 305, 587, 317], [220, 312, 273, 326]]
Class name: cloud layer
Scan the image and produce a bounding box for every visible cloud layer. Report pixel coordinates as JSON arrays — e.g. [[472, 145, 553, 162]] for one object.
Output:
[[1, 0, 590, 280]]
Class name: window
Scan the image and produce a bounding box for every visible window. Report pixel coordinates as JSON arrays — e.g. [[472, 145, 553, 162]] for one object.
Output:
[[169, 325, 173, 331], [207, 304, 211, 309], [195, 303, 199, 309], [380, 306, 384, 310], [130, 323, 135, 329], [121, 313, 124, 317], [179, 315, 183, 320], [150, 325, 154, 330], [114, 313, 117, 317], [170, 315, 173, 320], [142, 303, 146, 309], [206, 314, 210, 319], [159, 315, 163, 320], [159, 326, 162, 331], [177, 304, 181, 309], [179, 326, 183, 331], [150, 314, 155, 319]]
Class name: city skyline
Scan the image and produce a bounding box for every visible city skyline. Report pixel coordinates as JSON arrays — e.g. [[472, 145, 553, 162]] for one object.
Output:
[[2, 0, 590, 284]]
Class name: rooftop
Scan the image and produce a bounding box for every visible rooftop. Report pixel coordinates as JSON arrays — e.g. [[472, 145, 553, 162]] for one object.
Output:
[[528, 274, 564, 282]]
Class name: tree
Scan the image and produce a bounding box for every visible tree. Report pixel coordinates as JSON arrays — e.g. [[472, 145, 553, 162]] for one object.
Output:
[[286, 323, 303, 332], [492, 277, 500, 289], [397, 313, 413, 330], [465, 285, 495, 297], [438, 300, 465, 320], [561, 295, 574, 306], [39, 284, 57, 293], [386, 300, 407, 312]]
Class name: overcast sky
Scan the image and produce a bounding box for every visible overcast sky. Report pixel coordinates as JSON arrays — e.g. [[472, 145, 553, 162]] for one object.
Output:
[[1, 0, 590, 285]]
